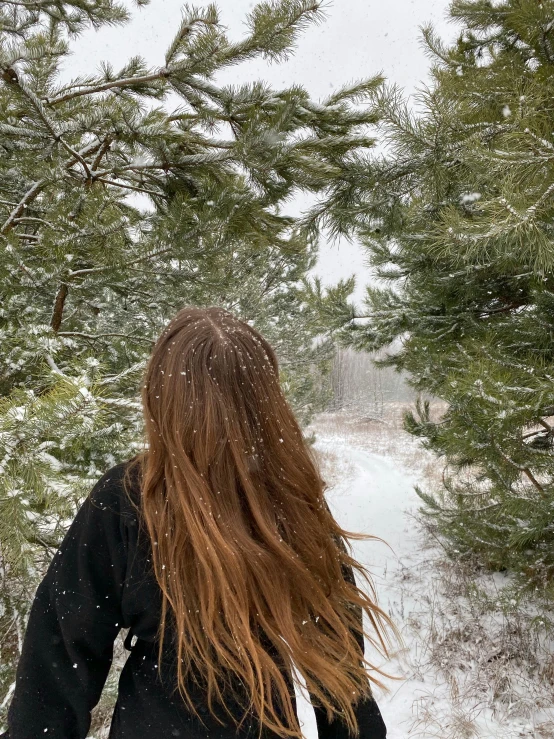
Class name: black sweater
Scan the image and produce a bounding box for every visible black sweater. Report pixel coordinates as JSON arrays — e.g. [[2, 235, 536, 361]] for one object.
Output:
[[1, 461, 387, 739]]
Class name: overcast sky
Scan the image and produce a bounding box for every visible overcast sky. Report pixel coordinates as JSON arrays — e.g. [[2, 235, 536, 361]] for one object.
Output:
[[63, 0, 459, 308]]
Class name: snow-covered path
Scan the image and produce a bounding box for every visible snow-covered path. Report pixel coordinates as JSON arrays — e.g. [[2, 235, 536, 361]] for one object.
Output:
[[294, 436, 425, 738], [290, 424, 554, 739]]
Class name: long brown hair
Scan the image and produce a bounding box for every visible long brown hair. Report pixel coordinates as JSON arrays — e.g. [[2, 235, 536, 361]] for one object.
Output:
[[123, 305, 398, 739]]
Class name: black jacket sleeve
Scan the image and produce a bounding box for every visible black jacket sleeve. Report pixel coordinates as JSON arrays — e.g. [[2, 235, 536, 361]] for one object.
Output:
[[1, 466, 130, 739], [309, 554, 387, 739]]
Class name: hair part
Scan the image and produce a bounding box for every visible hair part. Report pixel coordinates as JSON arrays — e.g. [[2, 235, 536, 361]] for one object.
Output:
[[123, 305, 399, 739]]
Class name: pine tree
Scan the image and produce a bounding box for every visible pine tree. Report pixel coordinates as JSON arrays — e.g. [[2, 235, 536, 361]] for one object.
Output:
[[333, 0, 554, 592], [0, 0, 383, 711]]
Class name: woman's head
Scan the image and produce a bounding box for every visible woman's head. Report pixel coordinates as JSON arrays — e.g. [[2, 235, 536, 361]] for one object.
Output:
[[125, 305, 397, 739], [141, 305, 287, 484]]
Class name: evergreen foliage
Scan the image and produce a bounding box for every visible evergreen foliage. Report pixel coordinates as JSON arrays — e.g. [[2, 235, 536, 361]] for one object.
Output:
[[335, 0, 554, 592], [0, 0, 382, 713]]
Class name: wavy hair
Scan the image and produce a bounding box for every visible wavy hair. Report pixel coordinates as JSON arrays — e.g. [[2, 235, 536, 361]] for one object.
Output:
[[123, 305, 398, 739]]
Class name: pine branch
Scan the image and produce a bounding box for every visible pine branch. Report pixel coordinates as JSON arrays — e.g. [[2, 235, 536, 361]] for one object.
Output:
[[56, 331, 153, 344], [90, 137, 113, 171], [46, 69, 169, 105], [8, 74, 92, 178], [1, 179, 45, 234], [489, 435, 548, 499], [94, 177, 161, 197], [1, 141, 106, 236], [95, 149, 233, 176]]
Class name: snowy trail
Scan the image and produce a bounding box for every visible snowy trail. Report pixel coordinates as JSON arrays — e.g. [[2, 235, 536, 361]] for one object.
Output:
[[291, 430, 554, 739], [294, 436, 426, 739]]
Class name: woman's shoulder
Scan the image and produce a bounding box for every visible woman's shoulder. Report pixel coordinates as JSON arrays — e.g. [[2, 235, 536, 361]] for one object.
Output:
[[87, 457, 142, 519]]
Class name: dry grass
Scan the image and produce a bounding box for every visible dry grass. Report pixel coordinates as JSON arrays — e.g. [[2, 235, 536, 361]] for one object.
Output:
[[403, 546, 554, 737], [307, 403, 447, 490], [309, 442, 357, 492]]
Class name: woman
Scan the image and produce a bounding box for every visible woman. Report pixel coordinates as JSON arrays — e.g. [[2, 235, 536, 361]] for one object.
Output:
[[2, 306, 396, 739]]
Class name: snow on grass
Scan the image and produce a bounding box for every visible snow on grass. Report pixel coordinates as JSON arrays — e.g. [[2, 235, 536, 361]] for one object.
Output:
[[296, 406, 554, 739]]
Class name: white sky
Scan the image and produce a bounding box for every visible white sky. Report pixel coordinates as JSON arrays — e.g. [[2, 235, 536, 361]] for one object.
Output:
[[64, 0, 459, 308]]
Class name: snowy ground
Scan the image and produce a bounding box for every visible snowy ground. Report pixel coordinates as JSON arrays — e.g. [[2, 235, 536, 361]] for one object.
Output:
[[292, 428, 427, 738], [293, 409, 554, 739]]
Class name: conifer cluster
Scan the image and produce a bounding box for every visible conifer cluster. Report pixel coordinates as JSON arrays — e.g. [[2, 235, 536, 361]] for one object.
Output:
[[0, 0, 380, 704], [337, 0, 554, 592]]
